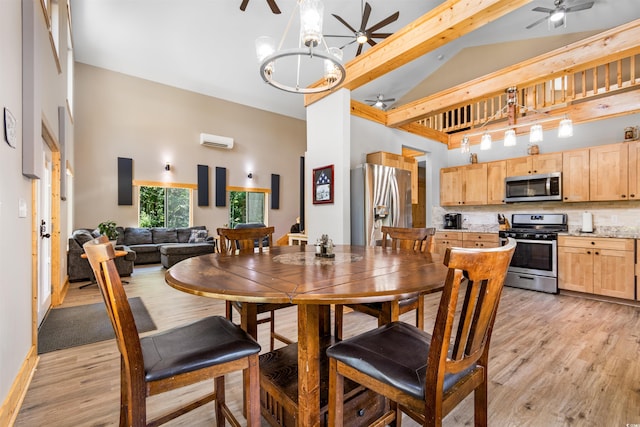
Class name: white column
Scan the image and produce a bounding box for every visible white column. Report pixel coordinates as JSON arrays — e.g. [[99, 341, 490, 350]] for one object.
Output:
[[305, 88, 350, 244]]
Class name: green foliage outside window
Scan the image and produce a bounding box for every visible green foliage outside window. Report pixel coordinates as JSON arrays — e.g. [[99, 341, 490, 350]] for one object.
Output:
[[229, 190, 265, 229], [139, 186, 190, 228]]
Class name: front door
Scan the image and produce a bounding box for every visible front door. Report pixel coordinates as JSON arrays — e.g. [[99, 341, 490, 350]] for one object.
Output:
[[37, 142, 53, 326]]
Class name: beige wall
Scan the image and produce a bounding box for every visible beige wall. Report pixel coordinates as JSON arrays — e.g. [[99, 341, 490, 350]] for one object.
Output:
[[74, 63, 306, 239]]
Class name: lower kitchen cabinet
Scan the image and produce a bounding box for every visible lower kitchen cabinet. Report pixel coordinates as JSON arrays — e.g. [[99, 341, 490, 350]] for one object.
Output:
[[558, 236, 635, 300], [434, 231, 499, 256]]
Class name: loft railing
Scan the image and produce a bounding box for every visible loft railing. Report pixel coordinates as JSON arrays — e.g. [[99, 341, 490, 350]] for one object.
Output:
[[416, 52, 640, 134]]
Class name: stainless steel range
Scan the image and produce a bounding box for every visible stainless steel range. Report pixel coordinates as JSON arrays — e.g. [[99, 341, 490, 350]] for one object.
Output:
[[499, 213, 567, 294]]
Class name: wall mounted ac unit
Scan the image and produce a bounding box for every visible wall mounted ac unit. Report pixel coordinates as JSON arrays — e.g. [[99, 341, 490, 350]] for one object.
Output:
[[199, 133, 234, 150]]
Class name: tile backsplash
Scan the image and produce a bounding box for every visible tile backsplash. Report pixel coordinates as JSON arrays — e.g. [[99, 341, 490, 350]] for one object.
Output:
[[434, 201, 640, 238]]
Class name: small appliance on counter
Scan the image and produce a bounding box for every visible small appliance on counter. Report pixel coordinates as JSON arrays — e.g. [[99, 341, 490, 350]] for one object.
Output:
[[444, 213, 462, 229]]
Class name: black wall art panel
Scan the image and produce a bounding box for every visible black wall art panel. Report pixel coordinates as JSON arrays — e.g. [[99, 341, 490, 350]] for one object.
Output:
[[117, 157, 133, 205], [197, 164, 209, 206], [271, 174, 280, 209], [215, 166, 226, 207]]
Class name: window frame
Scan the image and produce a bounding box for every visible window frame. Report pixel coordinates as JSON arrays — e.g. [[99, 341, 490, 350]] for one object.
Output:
[[227, 186, 270, 229], [134, 180, 196, 228]]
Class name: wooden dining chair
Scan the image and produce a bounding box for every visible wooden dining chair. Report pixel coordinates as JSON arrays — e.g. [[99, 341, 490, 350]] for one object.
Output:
[[217, 226, 294, 351], [83, 236, 262, 427], [334, 226, 436, 340], [327, 238, 517, 427]]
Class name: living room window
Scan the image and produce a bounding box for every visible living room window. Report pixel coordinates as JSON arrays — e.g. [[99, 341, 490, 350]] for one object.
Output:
[[229, 189, 268, 229], [138, 184, 192, 228]]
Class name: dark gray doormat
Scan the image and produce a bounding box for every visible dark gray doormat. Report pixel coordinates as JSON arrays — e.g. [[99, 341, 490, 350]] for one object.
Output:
[[37, 297, 156, 354]]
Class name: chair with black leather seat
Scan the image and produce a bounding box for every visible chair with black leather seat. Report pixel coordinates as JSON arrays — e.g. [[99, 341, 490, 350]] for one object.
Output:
[[217, 226, 294, 351], [83, 236, 261, 427], [327, 238, 517, 427], [334, 226, 436, 340]]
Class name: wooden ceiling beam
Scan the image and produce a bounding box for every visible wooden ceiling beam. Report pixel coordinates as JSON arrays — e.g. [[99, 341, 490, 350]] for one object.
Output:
[[304, 0, 533, 107], [386, 19, 640, 128]]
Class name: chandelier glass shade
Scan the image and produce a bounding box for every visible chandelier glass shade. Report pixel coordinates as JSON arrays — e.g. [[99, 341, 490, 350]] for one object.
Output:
[[529, 124, 544, 143], [256, 0, 346, 94], [504, 129, 517, 147]]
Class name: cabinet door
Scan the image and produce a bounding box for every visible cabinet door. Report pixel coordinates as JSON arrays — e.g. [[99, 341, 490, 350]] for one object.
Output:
[[440, 167, 462, 206], [486, 161, 506, 204], [433, 239, 462, 256], [506, 157, 531, 176], [593, 248, 635, 299], [562, 149, 590, 202], [628, 141, 640, 201], [532, 153, 563, 174], [590, 144, 628, 201], [462, 163, 488, 205], [558, 246, 593, 293]]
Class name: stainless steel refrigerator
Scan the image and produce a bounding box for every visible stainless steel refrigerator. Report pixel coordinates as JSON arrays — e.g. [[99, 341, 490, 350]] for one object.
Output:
[[351, 163, 412, 246]]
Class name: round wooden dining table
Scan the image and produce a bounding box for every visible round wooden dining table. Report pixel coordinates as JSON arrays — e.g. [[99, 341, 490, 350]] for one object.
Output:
[[165, 244, 447, 426]]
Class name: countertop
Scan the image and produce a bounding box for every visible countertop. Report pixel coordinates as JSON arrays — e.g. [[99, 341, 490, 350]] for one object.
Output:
[[437, 227, 640, 239]]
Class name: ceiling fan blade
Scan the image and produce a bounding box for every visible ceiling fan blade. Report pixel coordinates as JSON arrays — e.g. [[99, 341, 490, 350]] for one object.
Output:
[[526, 15, 549, 29], [240, 0, 249, 11], [356, 43, 364, 56], [332, 14, 358, 34], [266, 0, 281, 14], [531, 7, 554, 13], [324, 34, 357, 38], [380, 98, 395, 103], [367, 38, 377, 48], [367, 11, 399, 33], [565, 2, 595, 13], [339, 39, 357, 50], [369, 33, 393, 39], [359, 2, 372, 32]]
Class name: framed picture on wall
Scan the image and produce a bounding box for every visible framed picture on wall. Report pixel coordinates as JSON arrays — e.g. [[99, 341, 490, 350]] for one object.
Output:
[[312, 165, 334, 204]]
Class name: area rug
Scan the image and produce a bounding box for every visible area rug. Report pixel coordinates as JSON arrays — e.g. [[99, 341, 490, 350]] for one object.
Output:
[[37, 297, 156, 354]]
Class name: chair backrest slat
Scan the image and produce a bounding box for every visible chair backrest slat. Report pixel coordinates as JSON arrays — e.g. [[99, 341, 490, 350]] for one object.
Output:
[[380, 226, 435, 252], [217, 226, 274, 255], [83, 237, 146, 392], [426, 238, 516, 397]]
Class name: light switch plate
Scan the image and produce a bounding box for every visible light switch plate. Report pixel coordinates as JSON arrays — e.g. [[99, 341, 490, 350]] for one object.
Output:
[[18, 198, 27, 218]]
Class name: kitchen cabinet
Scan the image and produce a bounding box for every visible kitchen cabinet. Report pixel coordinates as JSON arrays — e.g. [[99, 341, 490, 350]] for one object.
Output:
[[434, 231, 499, 255], [462, 232, 500, 249], [367, 151, 418, 204], [506, 152, 562, 177], [486, 160, 506, 205], [562, 148, 590, 202], [558, 236, 635, 300], [433, 231, 462, 256], [626, 140, 640, 201], [589, 143, 628, 201], [439, 163, 487, 206]]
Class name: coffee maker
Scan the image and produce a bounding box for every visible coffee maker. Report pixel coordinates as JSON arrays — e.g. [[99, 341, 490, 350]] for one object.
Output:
[[444, 213, 462, 229]]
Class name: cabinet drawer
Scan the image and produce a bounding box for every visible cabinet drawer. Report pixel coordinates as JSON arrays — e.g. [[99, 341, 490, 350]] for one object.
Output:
[[435, 231, 463, 240], [462, 240, 500, 249], [558, 236, 634, 251], [463, 232, 499, 243]]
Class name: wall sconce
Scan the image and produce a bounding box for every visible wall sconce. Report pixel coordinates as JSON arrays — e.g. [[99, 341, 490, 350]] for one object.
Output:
[[247, 172, 253, 179], [165, 162, 171, 171]]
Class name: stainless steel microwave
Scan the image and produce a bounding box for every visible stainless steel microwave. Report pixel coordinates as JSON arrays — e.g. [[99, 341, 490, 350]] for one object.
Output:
[[504, 172, 562, 203]]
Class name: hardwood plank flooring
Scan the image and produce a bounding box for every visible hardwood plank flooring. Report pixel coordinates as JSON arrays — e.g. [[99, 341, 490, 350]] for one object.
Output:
[[15, 264, 640, 426]]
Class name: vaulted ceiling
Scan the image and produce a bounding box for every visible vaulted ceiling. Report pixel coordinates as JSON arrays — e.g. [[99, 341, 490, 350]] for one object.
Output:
[[70, 0, 640, 121]]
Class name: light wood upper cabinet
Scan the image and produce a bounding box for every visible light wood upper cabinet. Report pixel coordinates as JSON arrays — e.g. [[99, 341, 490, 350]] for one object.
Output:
[[486, 160, 506, 205], [562, 148, 590, 202], [367, 151, 418, 204], [627, 140, 640, 201], [506, 152, 563, 177], [558, 236, 635, 300], [589, 143, 628, 201], [440, 164, 487, 206]]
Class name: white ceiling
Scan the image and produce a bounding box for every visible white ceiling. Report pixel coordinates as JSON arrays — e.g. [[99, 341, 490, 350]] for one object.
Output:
[[69, 0, 640, 120]]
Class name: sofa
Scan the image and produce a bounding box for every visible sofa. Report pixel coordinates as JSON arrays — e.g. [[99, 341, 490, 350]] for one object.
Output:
[[67, 228, 137, 282], [67, 226, 216, 281], [114, 225, 215, 268]]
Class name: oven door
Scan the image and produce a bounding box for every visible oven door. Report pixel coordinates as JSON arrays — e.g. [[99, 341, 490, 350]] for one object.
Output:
[[500, 238, 557, 277]]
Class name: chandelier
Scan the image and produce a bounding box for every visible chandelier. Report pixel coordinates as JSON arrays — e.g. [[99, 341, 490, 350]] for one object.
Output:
[[460, 87, 573, 153], [255, 0, 346, 94]]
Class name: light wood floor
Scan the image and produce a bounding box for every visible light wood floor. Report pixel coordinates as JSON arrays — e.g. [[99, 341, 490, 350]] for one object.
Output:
[[15, 264, 640, 426]]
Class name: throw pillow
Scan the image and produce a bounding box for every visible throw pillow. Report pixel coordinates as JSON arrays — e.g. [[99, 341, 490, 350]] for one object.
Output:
[[188, 229, 208, 243]]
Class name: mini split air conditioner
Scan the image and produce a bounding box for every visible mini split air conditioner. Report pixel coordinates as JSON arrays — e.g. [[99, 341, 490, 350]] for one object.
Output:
[[199, 133, 234, 150]]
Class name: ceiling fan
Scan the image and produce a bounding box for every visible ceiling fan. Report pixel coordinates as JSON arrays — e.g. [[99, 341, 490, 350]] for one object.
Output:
[[325, 1, 399, 57], [526, 0, 594, 29], [365, 94, 395, 110], [239, 0, 281, 14]]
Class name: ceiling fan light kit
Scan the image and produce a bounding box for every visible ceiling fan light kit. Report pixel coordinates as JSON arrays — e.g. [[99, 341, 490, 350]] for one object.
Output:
[[255, 0, 345, 94]]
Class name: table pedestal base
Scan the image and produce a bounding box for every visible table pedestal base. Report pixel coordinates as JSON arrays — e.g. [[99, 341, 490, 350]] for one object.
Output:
[[259, 338, 387, 427]]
